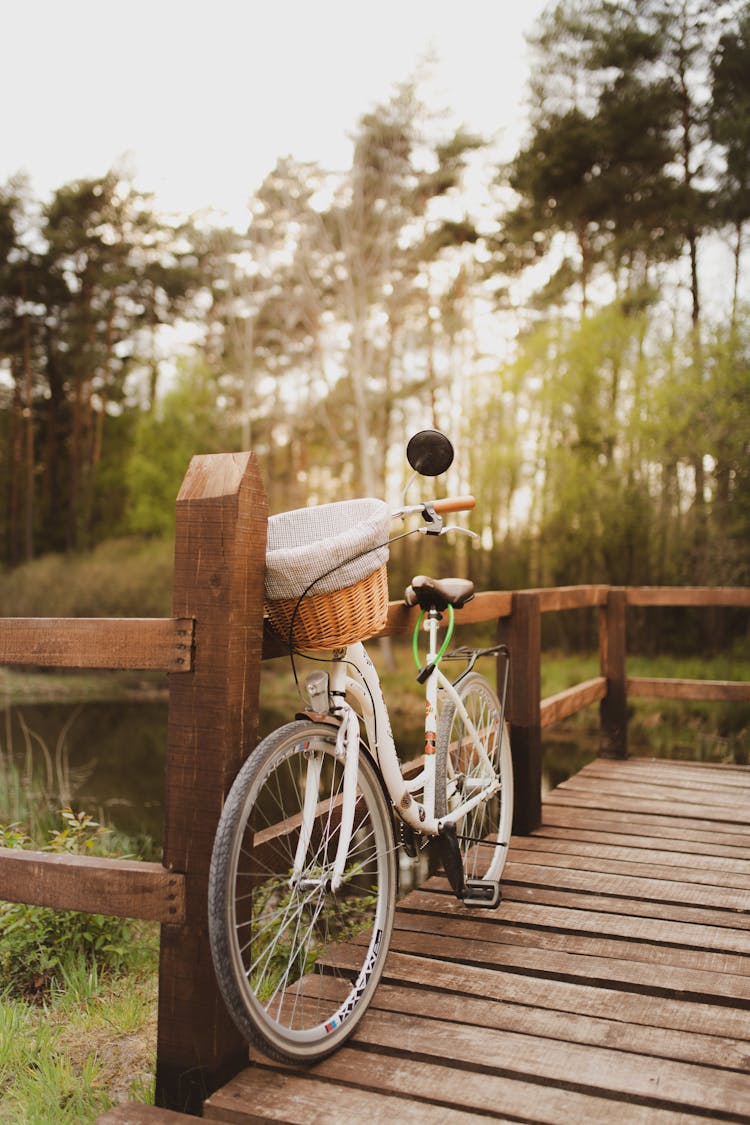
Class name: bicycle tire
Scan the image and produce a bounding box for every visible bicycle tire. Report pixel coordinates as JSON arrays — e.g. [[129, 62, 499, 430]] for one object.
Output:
[[208, 720, 396, 1064], [435, 672, 513, 885]]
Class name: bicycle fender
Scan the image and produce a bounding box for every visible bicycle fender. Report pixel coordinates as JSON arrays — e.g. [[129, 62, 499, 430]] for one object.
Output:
[[295, 710, 341, 728]]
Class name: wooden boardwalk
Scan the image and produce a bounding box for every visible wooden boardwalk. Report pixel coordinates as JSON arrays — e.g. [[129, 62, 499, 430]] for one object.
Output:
[[197, 756, 750, 1124]]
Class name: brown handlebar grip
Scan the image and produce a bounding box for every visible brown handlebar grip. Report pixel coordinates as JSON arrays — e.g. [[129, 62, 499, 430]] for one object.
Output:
[[430, 495, 476, 514]]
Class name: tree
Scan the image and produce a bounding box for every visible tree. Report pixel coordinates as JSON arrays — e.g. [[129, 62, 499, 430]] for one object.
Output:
[[0, 179, 47, 564], [126, 364, 238, 536], [495, 0, 725, 321], [0, 172, 202, 558], [710, 4, 750, 324], [313, 84, 484, 495]]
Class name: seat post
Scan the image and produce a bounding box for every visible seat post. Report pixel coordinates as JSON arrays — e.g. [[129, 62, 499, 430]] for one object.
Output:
[[425, 606, 441, 662]]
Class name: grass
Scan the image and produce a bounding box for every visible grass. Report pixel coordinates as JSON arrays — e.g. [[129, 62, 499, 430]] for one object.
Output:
[[0, 536, 173, 620], [0, 666, 168, 706], [0, 792, 160, 1123], [537, 647, 749, 762], [0, 943, 158, 1124]]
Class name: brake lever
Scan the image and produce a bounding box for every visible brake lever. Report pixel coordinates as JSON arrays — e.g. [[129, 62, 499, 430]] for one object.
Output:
[[441, 525, 479, 539], [416, 523, 478, 539]]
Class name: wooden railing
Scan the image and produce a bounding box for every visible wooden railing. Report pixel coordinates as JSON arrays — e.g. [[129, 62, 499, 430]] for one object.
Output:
[[0, 450, 747, 1112]]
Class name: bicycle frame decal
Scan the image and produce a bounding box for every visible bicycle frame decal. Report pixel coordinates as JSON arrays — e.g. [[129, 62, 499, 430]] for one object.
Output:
[[325, 926, 384, 1033]]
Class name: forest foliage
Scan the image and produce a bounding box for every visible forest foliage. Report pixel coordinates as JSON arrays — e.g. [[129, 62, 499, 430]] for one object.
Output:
[[1, 0, 748, 596]]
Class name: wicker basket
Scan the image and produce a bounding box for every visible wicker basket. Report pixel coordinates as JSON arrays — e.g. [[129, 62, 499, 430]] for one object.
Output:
[[264, 498, 390, 650], [265, 562, 389, 650]]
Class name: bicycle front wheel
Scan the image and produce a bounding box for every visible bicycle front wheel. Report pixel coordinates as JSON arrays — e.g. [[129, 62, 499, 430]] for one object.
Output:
[[208, 720, 396, 1064], [435, 672, 513, 885]]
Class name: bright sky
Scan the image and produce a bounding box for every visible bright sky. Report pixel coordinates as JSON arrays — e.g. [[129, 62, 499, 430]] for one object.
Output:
[[2, 0, 549, 228]]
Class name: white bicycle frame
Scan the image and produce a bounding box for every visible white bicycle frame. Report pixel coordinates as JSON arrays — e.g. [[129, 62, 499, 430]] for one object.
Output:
[[293, 614, 501, 891]]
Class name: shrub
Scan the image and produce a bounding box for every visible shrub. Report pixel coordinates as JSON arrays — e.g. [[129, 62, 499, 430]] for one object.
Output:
[[0, 536, 173, 618], [0, 810, 138, 999]]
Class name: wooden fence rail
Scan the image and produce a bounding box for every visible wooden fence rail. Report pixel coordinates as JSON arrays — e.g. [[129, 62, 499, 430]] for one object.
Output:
[[0, 450, 748, 1113]]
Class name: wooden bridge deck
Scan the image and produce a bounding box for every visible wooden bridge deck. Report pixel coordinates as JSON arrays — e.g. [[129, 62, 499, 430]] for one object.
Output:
[[199, 756, 750, 1124], [100, 755, 750, 1124]]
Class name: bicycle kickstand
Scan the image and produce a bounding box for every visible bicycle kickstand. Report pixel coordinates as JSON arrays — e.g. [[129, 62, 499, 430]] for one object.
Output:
[[437, 822, 502, 909]]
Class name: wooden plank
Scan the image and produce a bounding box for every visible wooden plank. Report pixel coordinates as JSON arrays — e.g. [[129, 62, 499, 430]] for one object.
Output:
[[249, 983, 750, 1120], [96, 1106, 198, 1124], [501, 857, 750, 915], [155, 452, 267, 1113], [97, 1105, 237, 1124], [582, 756, 750, 778], [540, 802, 750, 850], [95, 1102, 237, 1120], [532, 822, 750, 863], [545, 788, 750, 830], [0, 848, 184, 923], [341, 1007, 750, 1117], [0, 617, 194, 672], [596, 756, 750, 775], [533, 584, 609, 612], [540, 676, 607, 728], [499, 880, 750, 940], [362, 945, 750, 1041], [231, 1049, 714, 1125], [392, 904, 750, 979], [388, 983, 750, 1073], [205, 1062, 498, 1123], [308, 973, 750, 1073], [506, 841, 750, 893], [627, 585, 750, 607], [401, 886, 750, 954], [628, 675, 750, 701], [384, 923, 750, 1001], [579, 758, 750, 791], [557, 773, 750, 813]]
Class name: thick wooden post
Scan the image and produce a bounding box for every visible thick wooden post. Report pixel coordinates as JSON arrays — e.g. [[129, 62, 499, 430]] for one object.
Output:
[[155, 452, 268, 1113], [600, 586, 628, 759], [497, 591, 542, 834]]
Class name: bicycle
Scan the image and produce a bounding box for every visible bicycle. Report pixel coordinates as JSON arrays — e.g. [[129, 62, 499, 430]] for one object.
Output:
[[208, 430, 514, 1064]]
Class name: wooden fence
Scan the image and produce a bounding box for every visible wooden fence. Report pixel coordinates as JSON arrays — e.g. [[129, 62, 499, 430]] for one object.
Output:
[[0, 451, 748, 1113]]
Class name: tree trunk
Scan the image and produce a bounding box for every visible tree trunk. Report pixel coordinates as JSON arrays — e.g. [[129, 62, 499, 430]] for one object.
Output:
[[22, 312, 34, 561]]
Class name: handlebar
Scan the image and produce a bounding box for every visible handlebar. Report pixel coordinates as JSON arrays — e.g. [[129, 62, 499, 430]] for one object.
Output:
[[430, 495, 475, 515], [392, 495, 475, 520]]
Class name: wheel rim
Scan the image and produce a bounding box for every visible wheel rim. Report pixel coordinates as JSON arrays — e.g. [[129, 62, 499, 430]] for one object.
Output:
[[441, 678, 511, 883]]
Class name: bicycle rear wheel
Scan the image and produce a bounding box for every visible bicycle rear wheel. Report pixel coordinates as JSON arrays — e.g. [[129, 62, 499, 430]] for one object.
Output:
[[208, 720, 396, 1063], [435, 672, 513, 885]]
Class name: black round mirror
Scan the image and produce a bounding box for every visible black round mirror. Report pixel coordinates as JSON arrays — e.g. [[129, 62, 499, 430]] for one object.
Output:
[[406, 429, 454, 476]]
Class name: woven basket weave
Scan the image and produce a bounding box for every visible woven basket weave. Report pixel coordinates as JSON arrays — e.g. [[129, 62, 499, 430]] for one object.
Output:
[[265, 563, 388, 650], [264, 498, 390, 650]]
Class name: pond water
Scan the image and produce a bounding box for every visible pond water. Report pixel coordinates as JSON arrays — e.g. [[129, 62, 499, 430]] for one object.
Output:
[[1, 700, 169, 845], [0, 696, 604, 851]]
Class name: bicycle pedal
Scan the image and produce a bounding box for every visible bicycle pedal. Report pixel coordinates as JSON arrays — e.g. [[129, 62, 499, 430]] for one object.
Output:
[[462, 878, 501, 908]]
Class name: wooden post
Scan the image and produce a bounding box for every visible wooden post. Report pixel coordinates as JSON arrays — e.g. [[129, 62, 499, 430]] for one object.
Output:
[[600, 586, 628, 759], [497, 591, 542, 834], [155, 452, 268, 1114]]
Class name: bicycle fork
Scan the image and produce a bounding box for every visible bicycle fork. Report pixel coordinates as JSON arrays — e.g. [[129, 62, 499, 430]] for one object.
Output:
[[292, 694, 360, 895]]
